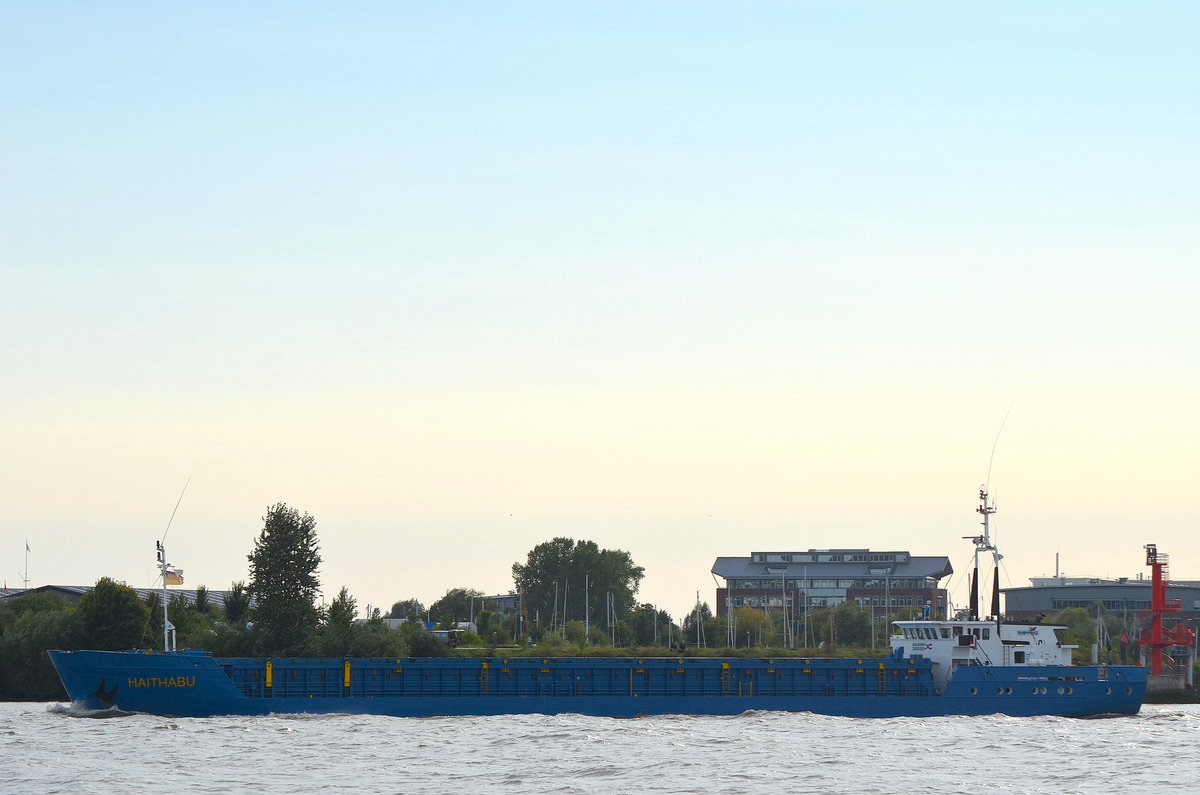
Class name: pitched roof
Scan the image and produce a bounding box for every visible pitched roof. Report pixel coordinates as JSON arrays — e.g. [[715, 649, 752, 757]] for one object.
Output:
[[711, 556, 953, 581]]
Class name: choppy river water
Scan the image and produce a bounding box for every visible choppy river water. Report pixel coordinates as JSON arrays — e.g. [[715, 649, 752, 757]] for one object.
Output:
[[2, 701, 1198, 794]]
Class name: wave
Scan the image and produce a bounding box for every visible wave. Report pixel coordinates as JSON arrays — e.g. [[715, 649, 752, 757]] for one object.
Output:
[[46, 701, 141, 719]]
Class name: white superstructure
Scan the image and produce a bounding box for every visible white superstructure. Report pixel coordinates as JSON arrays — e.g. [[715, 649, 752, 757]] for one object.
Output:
[[891, 619, 1076, 691]]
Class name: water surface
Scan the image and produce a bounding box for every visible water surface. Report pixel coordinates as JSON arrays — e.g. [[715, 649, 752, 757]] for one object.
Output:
[[2, 702, 1196, 793]]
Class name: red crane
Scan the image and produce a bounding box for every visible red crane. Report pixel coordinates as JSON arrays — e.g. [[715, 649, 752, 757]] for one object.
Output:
[[1140, 544, 1195, 675]]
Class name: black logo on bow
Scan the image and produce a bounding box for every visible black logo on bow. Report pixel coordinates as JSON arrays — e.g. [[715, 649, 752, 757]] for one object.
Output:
[[93, 678, 119, 706]]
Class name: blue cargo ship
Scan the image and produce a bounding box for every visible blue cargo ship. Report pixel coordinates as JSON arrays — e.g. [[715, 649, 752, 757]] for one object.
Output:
[[48, 616, 1146, 718], [47, 490, 1147, 718]]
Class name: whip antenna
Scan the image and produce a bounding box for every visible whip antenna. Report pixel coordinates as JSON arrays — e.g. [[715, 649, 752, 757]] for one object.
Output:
[[986, 399, 1015, 491], [161, 475, 191, 543]]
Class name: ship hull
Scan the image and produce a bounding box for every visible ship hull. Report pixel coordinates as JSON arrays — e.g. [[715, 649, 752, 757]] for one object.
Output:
[[48, 649, 1145, 719]]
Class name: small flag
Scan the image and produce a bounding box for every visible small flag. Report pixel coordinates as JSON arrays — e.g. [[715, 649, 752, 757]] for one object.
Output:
[[26, 541, 31, 553], [165, 569, 184, 586]]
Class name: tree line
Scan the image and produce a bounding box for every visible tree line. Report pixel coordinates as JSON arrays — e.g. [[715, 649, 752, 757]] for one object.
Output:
[[1, 504, 440, 700], [0, 506, 658, 699]]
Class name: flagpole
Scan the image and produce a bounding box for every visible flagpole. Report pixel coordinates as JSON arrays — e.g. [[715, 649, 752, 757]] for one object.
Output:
[[157, 540, 169, 651], [23, 541, 30, 589], [157, 478, 190, 653]]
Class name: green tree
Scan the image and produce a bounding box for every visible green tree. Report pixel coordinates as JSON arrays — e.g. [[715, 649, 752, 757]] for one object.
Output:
[[193, 585, 210, 614], [474, 609, 497, 638], [0, 590, 69, 626], [223, 581, 251, 625], [400, 622, 451, 657], [347, 614, 407, 657], [624, 603, 675, 646], [563, 619, 586, 646], [807, 606, 835, 647], [731, 607, 777, 647], [681, 602, 713, 644], [247, 503, 322, 656], [831, 601, 872, 646], [166, 592, 216, 649], [319, 586, 358, 656], [388, 598, 425, 620], [207, 620, 254, 656], [1049, 606, 1100, 662], [0, 607, 74, 699], [0, 592, 74, 699], [75, 577, 150, 650], [429, 587, 486, 626], [512, 538, 645, 632]]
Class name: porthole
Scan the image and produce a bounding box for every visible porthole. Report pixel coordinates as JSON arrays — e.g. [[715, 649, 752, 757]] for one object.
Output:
[[1125, 687, 1133, 695], [1066, 687, 1073, 694], [1040, 687, 1048, 694], [1057, 687, 1064, 694], [996, 687, 1003, 695], [1031, 687, 1038, 694], [1104, 687, 1112, 695], [970, 687, 978, 694], [1005, 687, 1012, 694]]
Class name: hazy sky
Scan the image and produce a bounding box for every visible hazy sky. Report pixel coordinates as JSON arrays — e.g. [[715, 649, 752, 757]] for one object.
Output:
[[3, 4, 1197, 621]]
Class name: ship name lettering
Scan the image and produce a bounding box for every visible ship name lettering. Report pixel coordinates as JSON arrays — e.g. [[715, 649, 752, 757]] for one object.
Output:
[[126, 676, 197, 688]]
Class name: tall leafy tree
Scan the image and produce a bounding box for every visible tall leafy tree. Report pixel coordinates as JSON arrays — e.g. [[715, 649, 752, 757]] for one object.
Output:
[[512, 537, 645, 631], [318, 586, 358, 656], [387, 598, 425, 620], [623, 603, 676, 646], [428, 587, 486, 626], [192, 585, 210, 614], [347, 614, 407, 657], [247, 503, 322, 655], [223, 581, 251, 625], [831, 601, 872, 646], [74, 577, 150, 650]]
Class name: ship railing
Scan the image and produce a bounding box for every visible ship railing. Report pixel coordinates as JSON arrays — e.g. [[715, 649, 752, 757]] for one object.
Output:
[[971, 645, 996, 666]]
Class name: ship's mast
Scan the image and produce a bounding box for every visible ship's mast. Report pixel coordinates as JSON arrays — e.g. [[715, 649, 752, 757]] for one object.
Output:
[[155, 540, 181, 651], [156, 540, 171, 651], [970, 488, 1002, 621], [155, 478, 189, 653]]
